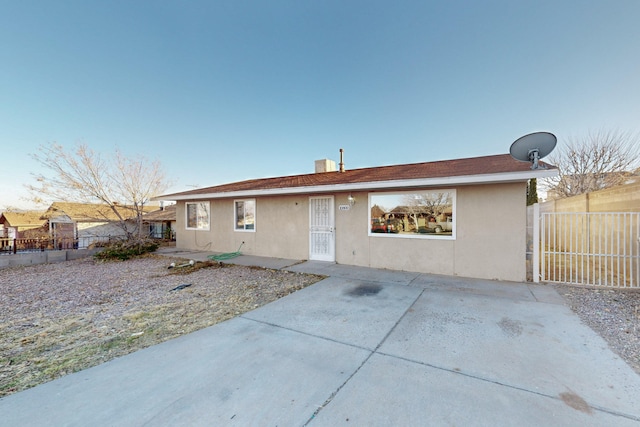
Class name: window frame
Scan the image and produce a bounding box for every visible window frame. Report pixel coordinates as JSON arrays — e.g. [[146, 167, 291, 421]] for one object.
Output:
[[368, 189, 456, 240], [234, 199, 256, 232], [185, 201, 210, 231]]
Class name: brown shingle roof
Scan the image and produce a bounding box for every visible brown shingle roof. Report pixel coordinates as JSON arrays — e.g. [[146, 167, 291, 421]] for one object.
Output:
[[143, 204, 176, 222], [0, 211, 47, 227], [41, 202, 155, 222], [159, 154, 555, 199]]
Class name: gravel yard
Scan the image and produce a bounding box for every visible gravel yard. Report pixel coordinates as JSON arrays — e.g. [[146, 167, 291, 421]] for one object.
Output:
[[1, 255, 639, 398], [0, 255, 324, 397], [555, 284, 640, 375]]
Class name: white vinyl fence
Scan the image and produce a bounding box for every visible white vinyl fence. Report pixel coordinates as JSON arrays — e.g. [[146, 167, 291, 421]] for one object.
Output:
[[533, 207, 640, 288]]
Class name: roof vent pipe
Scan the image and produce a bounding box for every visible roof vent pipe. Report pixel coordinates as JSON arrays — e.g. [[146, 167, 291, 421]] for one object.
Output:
[[339, 148, 345, 172]]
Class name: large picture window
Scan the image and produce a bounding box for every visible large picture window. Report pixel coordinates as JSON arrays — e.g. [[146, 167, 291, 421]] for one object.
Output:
[[235, 199, 255, 231], [186, 202, 210, 230], [369, 190, 455, 239]]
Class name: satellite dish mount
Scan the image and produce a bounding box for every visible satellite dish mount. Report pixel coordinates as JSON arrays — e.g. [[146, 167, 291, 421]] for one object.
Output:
[[528, 148, 542, 169], [510, 132, 557, 170]]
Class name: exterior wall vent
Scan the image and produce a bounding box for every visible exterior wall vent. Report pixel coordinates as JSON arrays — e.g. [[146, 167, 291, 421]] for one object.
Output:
[[315, 159, 337, 173]]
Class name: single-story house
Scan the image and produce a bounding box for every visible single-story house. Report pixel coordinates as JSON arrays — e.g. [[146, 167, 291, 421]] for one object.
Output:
[[143, 204, 176, 240], [41, 202, 155, 248], [155, 153, 557, 282], [0, 211, 47, 239]]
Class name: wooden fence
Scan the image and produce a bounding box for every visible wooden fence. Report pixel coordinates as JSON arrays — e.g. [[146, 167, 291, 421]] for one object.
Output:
[[0, 236, 111, 254]]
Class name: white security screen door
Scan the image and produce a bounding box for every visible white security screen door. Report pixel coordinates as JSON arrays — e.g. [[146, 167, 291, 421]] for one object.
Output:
[[309, 196, 335, 261]]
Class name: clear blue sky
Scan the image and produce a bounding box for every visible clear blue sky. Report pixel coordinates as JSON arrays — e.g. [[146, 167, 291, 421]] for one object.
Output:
[[2, 1, 639, 209]]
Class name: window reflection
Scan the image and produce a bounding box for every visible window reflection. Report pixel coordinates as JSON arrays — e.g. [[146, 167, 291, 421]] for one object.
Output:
[[235, 199, 255, 231], [186, 202, 210, 230], [370, 191, 454, 237]]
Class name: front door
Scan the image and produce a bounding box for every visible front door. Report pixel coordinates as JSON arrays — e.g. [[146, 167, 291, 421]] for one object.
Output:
[[309, 196, 335, 261]]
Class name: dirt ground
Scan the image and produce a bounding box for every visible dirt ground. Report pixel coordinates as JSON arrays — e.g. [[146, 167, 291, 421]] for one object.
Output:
[[0, 255, 324, 397]]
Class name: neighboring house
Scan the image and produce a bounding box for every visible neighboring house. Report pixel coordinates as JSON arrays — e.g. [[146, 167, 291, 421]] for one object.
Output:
[[0, 211, 47, 239], [155, 154, 557, 282], [41, 202, 154, 248], [143, 204, 176, 239]]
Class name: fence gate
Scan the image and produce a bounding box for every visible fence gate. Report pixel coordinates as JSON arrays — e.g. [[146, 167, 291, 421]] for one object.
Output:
[[534, 209, 640, 288]]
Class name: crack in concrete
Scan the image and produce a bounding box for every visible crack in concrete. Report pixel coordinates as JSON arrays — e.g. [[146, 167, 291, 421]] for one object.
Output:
[[302, 288, 426, 426]]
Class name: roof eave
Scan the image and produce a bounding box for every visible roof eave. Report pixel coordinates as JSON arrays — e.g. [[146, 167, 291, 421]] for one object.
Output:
[[155, 168, 558, 201]]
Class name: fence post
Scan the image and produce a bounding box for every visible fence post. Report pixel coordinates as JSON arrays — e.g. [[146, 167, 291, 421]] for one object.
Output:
[[533, 203, 540, 283], [13, 239, 17, 254]]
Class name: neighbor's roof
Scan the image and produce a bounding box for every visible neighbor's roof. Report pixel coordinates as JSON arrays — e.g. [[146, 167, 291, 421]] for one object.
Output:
[[0, 211, 46, 227], [143, 204, 176, 222], [41, 202, 155, 222], [156, 154, 558, 201]]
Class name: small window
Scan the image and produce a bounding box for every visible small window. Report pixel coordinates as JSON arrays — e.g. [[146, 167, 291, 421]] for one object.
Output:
[[186, 202, 210, 230], [235, 199, 256, 231], [369, 190, 455, 239]]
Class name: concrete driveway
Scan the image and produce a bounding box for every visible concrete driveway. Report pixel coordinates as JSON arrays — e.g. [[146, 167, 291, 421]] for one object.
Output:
[[1, 256, 639, 426]]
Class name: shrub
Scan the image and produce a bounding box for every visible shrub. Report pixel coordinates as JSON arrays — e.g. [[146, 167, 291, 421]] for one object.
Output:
[[94, 238, 160, 261]]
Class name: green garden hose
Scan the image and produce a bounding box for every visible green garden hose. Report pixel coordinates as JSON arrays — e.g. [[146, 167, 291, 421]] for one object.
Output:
[[208, 242, 244, 261]]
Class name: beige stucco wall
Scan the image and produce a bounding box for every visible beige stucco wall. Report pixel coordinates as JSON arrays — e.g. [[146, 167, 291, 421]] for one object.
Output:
[[453, 183, 526, 281], [332, 184, 526, 281], [176, 182, 528, 281], [176, 195, 309, 259]]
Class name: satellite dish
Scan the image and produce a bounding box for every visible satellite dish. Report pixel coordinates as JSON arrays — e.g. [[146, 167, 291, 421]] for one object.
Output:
[[510, 132, 557, 169]]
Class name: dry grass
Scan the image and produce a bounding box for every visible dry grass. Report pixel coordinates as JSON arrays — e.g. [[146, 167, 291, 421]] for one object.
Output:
[[0, 255, 324, 397]]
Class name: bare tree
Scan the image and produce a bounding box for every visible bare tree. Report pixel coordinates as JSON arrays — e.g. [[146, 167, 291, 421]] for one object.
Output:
[[417, 192, 451, 217], [544, 129, 640, 199], [401, 192, 451, 231], [27, 142, 169, 239]]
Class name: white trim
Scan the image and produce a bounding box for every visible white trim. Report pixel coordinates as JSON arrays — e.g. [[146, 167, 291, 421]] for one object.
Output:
[[157, 169, 558, 201], [533, 202, 540, 283]]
